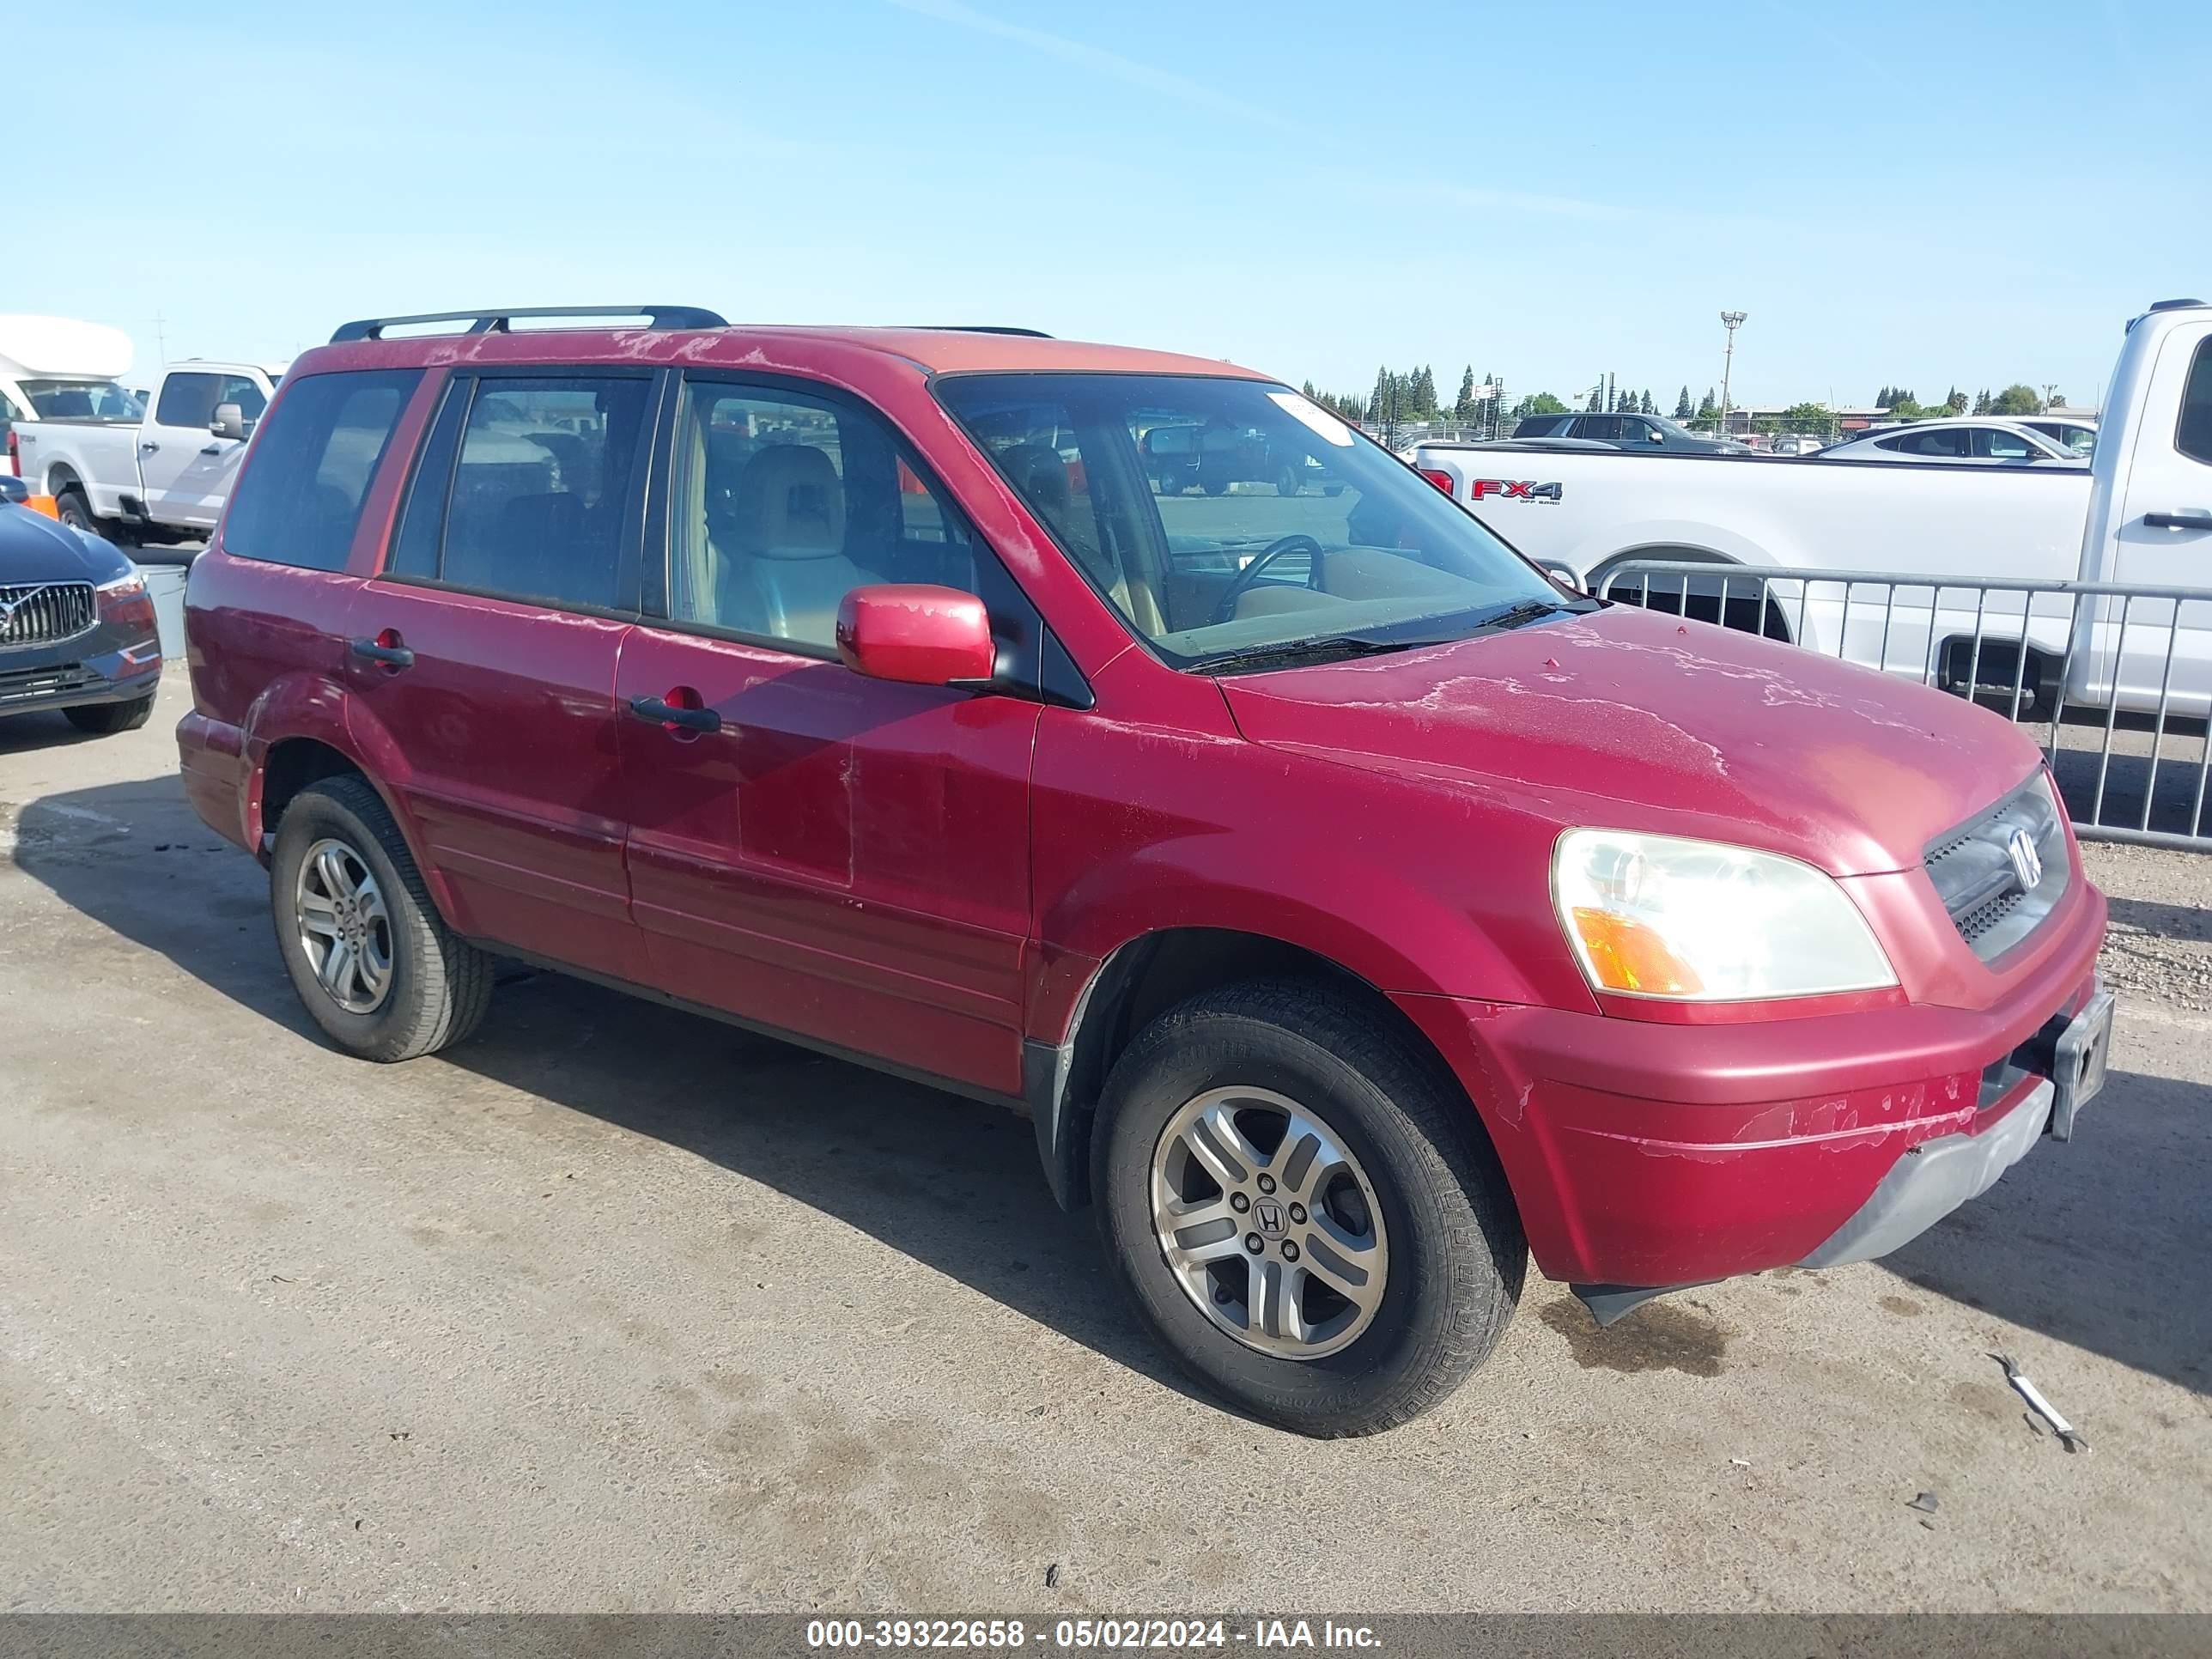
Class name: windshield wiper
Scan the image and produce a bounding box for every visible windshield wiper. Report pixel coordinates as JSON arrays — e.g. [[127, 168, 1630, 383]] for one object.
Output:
[[1191, 635, 1423, 675], [1469, 598, 1578, 631]]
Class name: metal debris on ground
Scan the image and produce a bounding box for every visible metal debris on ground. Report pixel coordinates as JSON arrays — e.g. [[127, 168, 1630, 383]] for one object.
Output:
[[1044, 1564, 1060, 1589], [1992, 1352, 2091, 1454], [1907, 1492, 1939, 1514]]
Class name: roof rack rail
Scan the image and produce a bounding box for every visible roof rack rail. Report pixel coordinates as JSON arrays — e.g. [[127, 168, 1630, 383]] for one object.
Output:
[[905, 325, 1054, 337], [329, 305, 727, 344]]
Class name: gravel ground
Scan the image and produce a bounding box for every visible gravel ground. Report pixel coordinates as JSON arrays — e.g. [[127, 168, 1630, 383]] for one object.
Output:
[[2, 678, 2208, 1613]]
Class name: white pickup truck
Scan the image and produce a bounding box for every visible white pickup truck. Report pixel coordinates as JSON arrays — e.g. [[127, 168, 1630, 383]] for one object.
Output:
[[1409, 297, 2212, 717], [10, 359, 283, 545]]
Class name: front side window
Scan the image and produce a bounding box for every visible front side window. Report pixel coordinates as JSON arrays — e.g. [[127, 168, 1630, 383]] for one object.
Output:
[[665, 380, 982, 649], [400, 375, 653, 610], [155, 374, 222, 428], [222, 369, 421, 571], [937, 374, 1577, 672], [1978, 426, 2044, 460]]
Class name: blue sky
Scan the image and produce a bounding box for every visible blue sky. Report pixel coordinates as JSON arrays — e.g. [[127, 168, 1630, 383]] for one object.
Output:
[[22, 0, 2207, 411]]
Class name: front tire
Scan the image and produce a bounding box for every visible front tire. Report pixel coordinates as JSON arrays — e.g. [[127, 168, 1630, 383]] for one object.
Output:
[[269, 776, 492, 1061], [64, 695, 155, 735], [1093, 981, 1524, 1437]]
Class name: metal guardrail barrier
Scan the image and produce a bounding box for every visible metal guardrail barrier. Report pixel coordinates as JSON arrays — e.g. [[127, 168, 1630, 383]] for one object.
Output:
[[1576, 558, 2212, 852]]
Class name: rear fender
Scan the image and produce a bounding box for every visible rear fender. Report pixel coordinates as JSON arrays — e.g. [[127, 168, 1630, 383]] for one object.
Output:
[[240, 673, 460, 926]]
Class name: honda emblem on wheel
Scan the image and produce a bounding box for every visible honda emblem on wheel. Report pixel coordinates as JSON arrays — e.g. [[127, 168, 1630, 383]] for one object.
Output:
[[1253, 1199, 1285, 1237]]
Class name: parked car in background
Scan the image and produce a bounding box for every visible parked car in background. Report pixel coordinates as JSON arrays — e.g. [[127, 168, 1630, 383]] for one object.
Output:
[[1142, 420, 1322, 495], [179, 304, 2109, 1437], [1513, 410, 1753, 454], [11, 358, 284, 544], [0, 474, 162, 733], [0, 315, 141, 434], [1767, 433, 1826, 456], [1820, 418, 2085, 465], [1406, 297, 2212, 719]]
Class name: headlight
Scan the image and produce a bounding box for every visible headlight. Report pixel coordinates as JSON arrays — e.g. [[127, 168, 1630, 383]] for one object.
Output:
[[1552, 830, 1896, 1001], [96, 570, 146, 598]]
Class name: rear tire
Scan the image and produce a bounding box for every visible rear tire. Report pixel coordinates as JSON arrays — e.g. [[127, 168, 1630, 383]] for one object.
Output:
[[269, 776, 492, 1061], [55, 489, 103, 538], [1092, 980, 1524, 1437], [64, 695, 155, 736]]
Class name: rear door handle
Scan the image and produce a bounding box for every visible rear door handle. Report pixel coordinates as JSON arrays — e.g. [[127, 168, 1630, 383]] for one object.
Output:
[[2144, 510, 2212, 531], [139, 441, 161, 453], [199, 443, 224, 455], [628, 694, 721, 734], [349, 635, 415, 668]]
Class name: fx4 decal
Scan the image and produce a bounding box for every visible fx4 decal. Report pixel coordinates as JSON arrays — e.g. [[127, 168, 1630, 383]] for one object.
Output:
[[1469, 478, 1564, 503]]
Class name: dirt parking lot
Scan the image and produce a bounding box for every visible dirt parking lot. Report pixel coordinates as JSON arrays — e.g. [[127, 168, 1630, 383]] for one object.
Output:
[[3, 677, 2208, 1613]]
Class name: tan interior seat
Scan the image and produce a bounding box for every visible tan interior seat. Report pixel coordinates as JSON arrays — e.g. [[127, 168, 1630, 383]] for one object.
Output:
[[716, 445, 879, 642], [1001, 444, 1166, 635]]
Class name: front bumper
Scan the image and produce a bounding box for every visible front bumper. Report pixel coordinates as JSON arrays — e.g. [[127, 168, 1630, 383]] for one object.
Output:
[[0, 643, 161, 717], [1393, 878, 2108, 1291]]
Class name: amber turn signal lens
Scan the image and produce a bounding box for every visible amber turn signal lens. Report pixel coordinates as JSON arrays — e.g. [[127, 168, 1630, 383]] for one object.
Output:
[[1569, 908, 1705, 996]]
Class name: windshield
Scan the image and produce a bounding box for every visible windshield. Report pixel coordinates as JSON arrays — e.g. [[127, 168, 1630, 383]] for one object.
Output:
[[936, 374, 1577, 671], [18, 379, 145, 422]]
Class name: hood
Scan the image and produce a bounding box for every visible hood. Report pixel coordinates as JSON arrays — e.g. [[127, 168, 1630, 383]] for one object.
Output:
[[0, 506, 129, 586], [1220, 604, 2044, 876]]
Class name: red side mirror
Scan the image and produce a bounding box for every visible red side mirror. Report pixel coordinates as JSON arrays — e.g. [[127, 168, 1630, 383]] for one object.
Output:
[[836, 584, 995, 688]]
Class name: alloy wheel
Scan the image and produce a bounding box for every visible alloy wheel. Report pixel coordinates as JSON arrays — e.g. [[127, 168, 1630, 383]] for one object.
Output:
[[1149, 1086, 1389, 1358], [294, 837, 394, 1014]]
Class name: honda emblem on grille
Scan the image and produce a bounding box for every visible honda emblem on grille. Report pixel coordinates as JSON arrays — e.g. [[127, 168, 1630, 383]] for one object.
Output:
[[2006, 826, 2044, 892]]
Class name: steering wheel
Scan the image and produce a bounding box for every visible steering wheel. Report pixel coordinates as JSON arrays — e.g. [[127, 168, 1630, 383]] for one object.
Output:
[[1212, 534, 1326, 623]]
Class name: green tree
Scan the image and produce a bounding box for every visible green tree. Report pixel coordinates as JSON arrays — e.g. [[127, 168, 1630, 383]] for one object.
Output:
[[1674, 385, 1693, 420], [1454, 365, 1478, 422], [1516, 392, 1569, 418], [1990, 384, 2043, 416], [1945, 386, 1966, 415], [1587, 386, 1607, 412], [1640, 389, 1656, 415], [1775, 400, 1832, 435], [1697, 388, 1718, 421], [1972, 388, 1992, 415], [1369, 366, 1392, 427], [1410, 365, 1437, 419]]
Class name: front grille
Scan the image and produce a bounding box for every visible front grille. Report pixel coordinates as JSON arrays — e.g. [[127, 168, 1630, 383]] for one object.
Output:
[[0, 581, 97, 649], [1923, 773, 2070, 962], [0, 661, 99, 704]]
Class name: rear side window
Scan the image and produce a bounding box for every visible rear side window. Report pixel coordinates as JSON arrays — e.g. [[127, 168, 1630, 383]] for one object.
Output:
[[222, 370, 420, 571], [386, 374, 653, 611], [2179, 337, 2212, 466]]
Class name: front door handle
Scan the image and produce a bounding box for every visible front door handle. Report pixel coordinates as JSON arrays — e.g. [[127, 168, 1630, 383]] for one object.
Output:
[[139, 441, 161, 453], [349, 634, 415, 668], [2144, 510, 2212, 531], [200, 443, 224, 455], [629, 693, 721, 734]]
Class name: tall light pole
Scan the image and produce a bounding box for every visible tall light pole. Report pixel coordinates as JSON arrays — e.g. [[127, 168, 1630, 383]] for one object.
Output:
[[1719, 310, 1746, 437]]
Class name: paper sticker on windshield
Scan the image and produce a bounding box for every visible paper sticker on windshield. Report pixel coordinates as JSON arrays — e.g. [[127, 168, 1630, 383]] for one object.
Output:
[[1267, 392, 1355, 447]]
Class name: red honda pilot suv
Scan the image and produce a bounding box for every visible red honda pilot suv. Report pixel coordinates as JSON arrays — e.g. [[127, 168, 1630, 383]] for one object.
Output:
[[179, 306, 2112, 1436]]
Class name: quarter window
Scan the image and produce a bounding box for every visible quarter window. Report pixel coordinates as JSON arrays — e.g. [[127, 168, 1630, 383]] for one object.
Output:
[[221, 369, 421, 571], [665, 380, 983, 650]]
